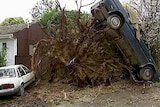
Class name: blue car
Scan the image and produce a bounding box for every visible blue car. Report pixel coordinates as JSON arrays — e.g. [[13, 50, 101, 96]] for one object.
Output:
[[91, 0, 160, 81]]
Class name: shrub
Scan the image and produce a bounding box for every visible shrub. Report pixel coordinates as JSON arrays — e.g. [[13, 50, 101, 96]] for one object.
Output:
[[0, 47, 7, 67]]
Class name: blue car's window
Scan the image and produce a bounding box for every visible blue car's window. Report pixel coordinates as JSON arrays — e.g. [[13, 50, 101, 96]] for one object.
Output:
[[0, 68, 16, 77]]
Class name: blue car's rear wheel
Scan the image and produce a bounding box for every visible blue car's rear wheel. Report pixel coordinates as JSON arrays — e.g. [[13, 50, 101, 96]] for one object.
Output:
[[139, 66, 154, 81], [107, 14, 122, 30]]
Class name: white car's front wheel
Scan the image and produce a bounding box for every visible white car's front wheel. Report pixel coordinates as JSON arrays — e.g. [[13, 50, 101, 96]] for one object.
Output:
[[107, 14, 122, 30]]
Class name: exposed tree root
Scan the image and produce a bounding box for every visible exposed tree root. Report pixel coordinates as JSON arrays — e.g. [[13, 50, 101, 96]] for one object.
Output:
[[31, 4, 132, 87]]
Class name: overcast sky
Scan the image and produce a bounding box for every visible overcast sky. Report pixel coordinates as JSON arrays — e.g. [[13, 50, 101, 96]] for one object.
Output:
[[0, 0, 127, 22]]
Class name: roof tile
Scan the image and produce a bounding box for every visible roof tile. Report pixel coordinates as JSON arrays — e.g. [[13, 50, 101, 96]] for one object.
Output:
[[0, 24, 29, 35]]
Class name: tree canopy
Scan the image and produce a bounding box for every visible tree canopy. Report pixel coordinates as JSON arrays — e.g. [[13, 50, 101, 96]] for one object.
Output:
[[0, 17, 25, 26], [39, 8, 91, 36], [31, 0, 91, 36], [30, 0, 55, 21]]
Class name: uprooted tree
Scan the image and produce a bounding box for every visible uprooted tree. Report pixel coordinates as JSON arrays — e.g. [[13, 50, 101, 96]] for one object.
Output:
[[31, 1, 132, 87]]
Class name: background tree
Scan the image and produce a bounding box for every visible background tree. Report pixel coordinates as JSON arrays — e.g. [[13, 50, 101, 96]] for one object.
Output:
[[38, 8, 59, 35], [30, 0, 55, 21], [33, 0, 91, 36], [39, 8, 91, 36], [0, 17, 25, 26], [129, 0, 160, 67], [129, 0, 160, 40]]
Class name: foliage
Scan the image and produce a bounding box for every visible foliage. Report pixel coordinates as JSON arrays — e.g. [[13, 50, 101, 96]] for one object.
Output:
[[30, 0, 55, 21], [151, 40, 160, 68], [0, 17, 25, 26], [66, 10, 91, 27], [31, 0, 91, 35], [129, 0, 160, 40], [39, 8, 91, 36], [122, 2, 140, 24], [0, 47, 7, 67], [39, 9, 60, 34]]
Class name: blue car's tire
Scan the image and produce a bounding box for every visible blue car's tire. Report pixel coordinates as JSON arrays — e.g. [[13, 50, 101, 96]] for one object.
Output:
[[139, 66, 154, 81], [107, 14, 122, 30]]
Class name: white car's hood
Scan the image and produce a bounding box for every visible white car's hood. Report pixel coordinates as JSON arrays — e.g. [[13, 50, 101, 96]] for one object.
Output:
[[0, 77, 15, 85]]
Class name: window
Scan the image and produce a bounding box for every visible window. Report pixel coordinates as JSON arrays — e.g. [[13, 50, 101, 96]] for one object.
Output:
[[29, 45, 35, 55], [22, 66, 31, 74], [17, 68, 21, 77], [2, 42, 7, 49], [18, 67, 26, 76], [0, 68, 16, 77]]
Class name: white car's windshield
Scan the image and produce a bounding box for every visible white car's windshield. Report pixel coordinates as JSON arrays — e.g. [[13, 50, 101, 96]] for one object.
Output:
[[0, 68, 16, 78]]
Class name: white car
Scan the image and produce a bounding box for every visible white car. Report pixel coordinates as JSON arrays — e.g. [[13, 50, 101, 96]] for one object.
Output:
[[0, 64, 34, 96]]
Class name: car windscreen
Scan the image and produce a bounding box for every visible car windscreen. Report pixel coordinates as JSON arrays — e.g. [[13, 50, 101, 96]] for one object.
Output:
[[0, 68, 16, 78]]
